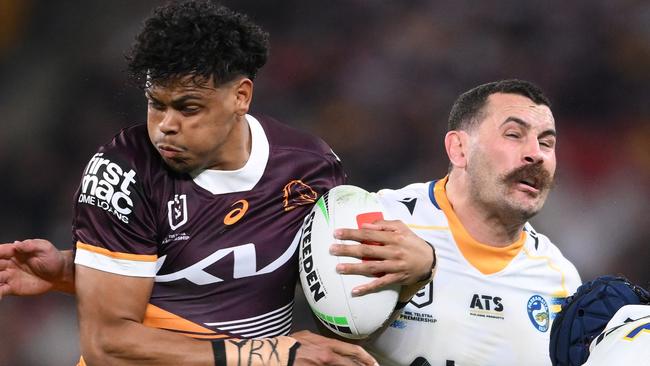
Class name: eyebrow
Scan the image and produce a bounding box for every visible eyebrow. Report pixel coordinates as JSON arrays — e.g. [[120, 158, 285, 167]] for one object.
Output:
[[501, 116, 557, 138], [145, 92, 204, 105]]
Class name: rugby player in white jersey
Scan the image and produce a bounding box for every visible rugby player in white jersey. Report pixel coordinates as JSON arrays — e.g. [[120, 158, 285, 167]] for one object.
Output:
[[582, 305, 650, 364], [332, 79, 581, 365]]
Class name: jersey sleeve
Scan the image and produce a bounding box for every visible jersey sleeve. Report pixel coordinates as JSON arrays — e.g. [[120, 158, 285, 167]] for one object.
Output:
[[72, 147, 159, 278]]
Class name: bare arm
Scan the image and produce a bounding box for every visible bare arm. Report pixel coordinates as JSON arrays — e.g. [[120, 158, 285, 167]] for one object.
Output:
[[76, 265, 377, 366], [0, 240, 75, 299], [76, 265, 212, 365]]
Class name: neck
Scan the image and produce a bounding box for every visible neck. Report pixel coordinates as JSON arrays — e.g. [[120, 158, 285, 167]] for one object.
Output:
[[445, 171, 525, 247], [210, 115, 252, 171]]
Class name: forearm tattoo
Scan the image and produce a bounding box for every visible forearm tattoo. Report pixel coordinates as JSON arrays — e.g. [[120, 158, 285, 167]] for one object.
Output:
[[215, 336, 299, 366]]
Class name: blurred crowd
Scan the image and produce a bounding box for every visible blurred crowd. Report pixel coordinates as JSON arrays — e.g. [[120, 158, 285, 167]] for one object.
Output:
[[1, 0, 648, 364]]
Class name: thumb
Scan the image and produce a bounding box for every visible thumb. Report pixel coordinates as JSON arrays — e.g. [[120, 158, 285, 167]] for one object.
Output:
[[14, 240, 39, 255]]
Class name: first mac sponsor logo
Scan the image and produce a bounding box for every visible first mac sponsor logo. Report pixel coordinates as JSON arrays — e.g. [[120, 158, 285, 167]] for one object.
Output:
[[78, 153, 137, 224]]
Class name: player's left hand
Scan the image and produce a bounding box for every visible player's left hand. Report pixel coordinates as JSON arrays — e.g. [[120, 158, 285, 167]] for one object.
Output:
[[330, 220, 435, 297]]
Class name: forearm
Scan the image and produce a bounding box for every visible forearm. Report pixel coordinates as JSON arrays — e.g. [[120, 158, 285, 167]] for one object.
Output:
[[81, 319, 214, 366], [52, 250, 75, 293], [81, 320, 298, 366]]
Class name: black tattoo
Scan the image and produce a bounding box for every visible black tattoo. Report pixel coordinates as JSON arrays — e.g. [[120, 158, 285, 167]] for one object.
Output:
[[226, 338, 283, 366], [249, 339, 265, 366], [228, 339, 248, 366], [266, 338, 281, 364]]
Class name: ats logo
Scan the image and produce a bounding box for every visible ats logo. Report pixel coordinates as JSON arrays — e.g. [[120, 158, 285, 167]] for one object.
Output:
[[469, 294, 504, 320], [283, 180, 317, 212], [78, 153, 136, 224]]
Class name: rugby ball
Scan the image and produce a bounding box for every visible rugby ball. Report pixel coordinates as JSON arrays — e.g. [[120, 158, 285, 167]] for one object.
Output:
[[298, 185, 399, 339]]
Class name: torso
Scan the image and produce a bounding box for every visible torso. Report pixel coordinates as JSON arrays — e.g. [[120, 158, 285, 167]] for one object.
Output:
[[72, 114, 345, 339], [366, 178, 581, 366]]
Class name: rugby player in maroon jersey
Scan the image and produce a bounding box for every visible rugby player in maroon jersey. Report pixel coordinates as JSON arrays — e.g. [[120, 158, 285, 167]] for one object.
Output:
[[0, 1, 435, 365]]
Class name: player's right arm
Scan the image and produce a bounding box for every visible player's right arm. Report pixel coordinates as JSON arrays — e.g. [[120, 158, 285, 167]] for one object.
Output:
[[0, 239, 75, 299], [76, 264, 376, 365]]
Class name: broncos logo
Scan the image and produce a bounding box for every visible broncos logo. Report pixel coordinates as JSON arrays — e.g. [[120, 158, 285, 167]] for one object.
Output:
[[282, 180, 317, 211]]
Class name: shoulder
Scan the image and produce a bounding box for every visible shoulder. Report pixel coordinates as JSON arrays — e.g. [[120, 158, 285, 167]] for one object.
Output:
[[524, 223, 581, 287], [375, 181, 441, 220], [89, 124, 167, 182], [96, 124, 158, 166], [376, 182, 431, 201], [252, 114, 337, 159]]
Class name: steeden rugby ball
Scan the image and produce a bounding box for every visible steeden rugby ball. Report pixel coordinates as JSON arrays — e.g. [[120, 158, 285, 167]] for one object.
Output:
[[298, 185, 399, 339]]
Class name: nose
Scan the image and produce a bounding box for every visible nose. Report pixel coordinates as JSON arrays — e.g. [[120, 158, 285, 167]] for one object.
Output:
[[523, 139, 543, 164], [158, 110, 180, 135]]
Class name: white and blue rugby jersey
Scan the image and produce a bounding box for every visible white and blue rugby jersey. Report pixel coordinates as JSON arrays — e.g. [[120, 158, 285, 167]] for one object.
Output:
[[583, 305, 650, 365], [366, 177, 581, 366]]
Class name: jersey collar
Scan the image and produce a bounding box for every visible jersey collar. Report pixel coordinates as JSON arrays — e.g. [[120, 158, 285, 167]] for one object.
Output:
[[191, 114, 269, 195], [433, 176, 526, 275]]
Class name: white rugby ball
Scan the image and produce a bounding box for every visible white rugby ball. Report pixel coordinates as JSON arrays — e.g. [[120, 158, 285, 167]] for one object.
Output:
[[298, 185, 399, 339]]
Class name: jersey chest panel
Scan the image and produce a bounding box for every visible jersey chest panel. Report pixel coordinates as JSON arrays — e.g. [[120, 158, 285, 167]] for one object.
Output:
[[371, 236, 558, 366], [150, 173, 312, 330]]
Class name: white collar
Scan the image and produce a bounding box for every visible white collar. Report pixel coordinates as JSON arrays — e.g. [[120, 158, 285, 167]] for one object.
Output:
[[191, 114, 269, 195]]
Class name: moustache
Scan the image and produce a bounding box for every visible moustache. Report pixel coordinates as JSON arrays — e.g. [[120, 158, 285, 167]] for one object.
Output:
[[502, 162, 554, 191]]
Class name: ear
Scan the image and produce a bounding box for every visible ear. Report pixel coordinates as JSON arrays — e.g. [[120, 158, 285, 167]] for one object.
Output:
[[233, 78, 253, 116], [445, 130, 469, 169]]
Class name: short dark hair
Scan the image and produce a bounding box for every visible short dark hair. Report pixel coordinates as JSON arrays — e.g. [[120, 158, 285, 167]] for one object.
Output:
[[126, 0, 270, 88], [447, 79, 551, 132]]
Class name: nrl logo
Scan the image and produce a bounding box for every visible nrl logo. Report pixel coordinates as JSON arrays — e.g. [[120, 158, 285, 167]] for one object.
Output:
[[410, 282, 433, 308], [168, 194, 188, 230]]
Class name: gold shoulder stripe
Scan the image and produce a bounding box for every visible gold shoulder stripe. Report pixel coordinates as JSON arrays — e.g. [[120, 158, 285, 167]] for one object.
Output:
[[76, 242, 157, 262]]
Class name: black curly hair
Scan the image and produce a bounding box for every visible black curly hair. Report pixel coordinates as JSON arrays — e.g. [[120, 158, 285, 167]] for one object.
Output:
[[126, 0, 269, 88]]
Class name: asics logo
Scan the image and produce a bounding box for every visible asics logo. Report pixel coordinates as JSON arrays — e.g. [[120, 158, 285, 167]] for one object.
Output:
[[224, 200, 249, 225]]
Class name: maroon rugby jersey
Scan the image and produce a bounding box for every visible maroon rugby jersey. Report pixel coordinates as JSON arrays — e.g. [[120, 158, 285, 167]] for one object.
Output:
[[72, 114, 345, 339]]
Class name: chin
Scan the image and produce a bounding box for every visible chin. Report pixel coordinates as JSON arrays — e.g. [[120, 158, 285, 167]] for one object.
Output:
[[503, 197, 544, 221], [162, 158, 196, 174]]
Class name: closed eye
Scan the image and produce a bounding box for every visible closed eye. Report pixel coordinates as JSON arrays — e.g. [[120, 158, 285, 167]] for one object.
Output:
[[178, 105, 202, 115], [148, 100, 166, 111]]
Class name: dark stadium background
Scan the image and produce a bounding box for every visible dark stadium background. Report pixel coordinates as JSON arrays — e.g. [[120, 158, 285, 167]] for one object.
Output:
[[1, 1, 648, 364]]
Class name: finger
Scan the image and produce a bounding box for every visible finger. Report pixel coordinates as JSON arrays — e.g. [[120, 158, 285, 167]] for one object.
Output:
[[0, 271, 9, 285], [0, 259, 12, 271], [351, 273, 402, 296], [0, 243, 16, 259], [334, 228, 395, 246], [359, 219, 404, 232], [330, 243, 392, 260], [13, 240, 37, 254], [326, 341, 378, 366], [336, 260, 389, 277]]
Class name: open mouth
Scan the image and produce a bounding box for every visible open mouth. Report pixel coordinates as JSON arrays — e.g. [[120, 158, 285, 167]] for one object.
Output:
[[519, 177, 538, 190]]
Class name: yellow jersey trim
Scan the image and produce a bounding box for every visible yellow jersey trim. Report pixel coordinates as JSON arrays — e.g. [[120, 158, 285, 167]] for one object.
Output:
[[433, 177, 526, 275]]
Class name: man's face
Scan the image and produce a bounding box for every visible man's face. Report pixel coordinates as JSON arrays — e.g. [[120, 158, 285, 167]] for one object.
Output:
[[145, 77, 246, 174], [465, 93, 557, 221]]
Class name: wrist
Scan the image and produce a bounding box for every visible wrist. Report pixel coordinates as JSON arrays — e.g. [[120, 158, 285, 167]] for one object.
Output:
[[52, 250, 76, 293], [399, 241, 436, 303], [212, 336, 300, 366]]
